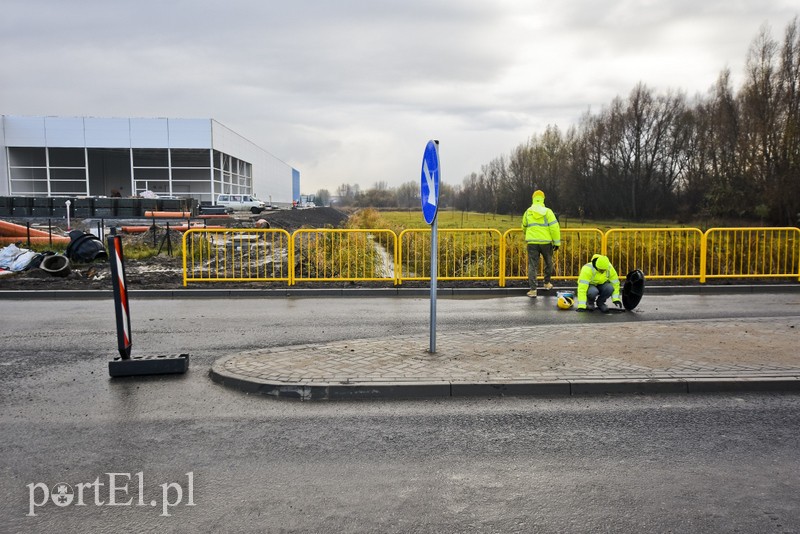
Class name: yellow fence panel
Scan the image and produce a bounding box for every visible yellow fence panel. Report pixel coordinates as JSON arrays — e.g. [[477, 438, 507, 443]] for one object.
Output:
[[501, 228, 604, 286], [182, 228, 292, 286], [293, 228, 397, 284], [397, 228, 502, 283], [703, 227, 800, 282], [605, 228, 704, 280], [181, 225, 800, 286]]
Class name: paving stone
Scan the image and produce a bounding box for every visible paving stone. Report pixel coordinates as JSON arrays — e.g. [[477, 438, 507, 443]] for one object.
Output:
[[211, 318, 800, 394]]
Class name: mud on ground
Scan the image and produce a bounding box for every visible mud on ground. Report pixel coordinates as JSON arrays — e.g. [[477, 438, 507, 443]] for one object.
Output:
[[0, 207, 352, 291]]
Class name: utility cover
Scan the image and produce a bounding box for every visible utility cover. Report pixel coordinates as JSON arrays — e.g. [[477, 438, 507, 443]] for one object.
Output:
[[622, 269, 646, 310]]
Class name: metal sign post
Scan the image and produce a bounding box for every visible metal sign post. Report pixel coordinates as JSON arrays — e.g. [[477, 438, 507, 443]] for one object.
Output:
[[421, 140, 440, 353], [430, 212, 438, 353]]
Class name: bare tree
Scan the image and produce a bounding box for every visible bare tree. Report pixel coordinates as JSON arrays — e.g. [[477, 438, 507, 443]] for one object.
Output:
[[774, 17, 800, 224], [682, 69, 747, 219], [531, 125, 571, 215], [505, 142, 537, 214], [335, 183, 361, 207], [395, 181, 420, 209], [740, 24, 781, 200], [482, 156, 506, 214], [315, 188, 331, 207]]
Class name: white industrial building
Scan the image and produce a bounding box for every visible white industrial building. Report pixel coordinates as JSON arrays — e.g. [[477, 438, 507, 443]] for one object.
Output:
[[0, 115, 300, 205]]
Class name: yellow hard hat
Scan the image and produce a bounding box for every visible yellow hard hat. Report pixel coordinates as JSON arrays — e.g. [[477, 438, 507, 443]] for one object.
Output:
[[532, 190, 545, 201], [557, 294, 574, 309]]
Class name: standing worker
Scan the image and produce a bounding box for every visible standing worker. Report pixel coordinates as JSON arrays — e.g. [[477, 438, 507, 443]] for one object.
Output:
[[576, 254, 623, 313], [522, 190, 561, 298]]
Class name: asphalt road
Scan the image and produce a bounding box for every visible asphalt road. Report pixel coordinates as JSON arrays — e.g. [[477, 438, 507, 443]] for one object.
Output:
[[2, 293, 800, 532], [3, 291, 800, 358]]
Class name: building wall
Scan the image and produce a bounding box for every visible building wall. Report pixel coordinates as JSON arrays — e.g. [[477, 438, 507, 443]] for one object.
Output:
[[1, 115, 298, 204], [0, 120, 6, 196], [211, 120, 295, 205], [292, 169, 300, 202]]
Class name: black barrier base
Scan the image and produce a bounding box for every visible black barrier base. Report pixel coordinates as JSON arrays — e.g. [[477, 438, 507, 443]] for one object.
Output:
[[109, 354, 190, 377]]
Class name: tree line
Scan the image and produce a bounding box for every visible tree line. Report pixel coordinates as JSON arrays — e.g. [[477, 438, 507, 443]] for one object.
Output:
[[321, 19, 800, 226]]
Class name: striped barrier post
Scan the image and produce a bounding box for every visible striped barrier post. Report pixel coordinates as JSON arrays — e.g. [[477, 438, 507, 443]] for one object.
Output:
[[107, 230, 189, 377], [108, 233, 132, 359]]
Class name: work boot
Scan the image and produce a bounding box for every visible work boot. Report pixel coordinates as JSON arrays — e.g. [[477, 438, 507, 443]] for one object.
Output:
[[543, 282, 553, 290], [527, 289, 537, 298], [597, 302, 609, 313]]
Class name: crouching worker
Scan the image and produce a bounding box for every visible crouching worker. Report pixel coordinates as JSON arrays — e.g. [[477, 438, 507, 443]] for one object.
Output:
[[576, 254, 622, 313]]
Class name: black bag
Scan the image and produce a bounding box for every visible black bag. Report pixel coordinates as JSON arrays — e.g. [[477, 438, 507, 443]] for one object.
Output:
[[65, 230, 108, 263]]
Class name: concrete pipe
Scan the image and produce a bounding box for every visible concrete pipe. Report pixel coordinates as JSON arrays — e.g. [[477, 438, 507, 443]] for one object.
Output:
[[39, 254, 72, 277]]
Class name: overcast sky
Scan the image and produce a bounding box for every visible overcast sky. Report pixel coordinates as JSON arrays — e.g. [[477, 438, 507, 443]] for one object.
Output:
[[2, 1, 798, 195]]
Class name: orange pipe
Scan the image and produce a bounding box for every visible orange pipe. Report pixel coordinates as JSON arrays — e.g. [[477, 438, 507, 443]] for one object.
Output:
[[0, 219, 57, 238], [143, 211, 192, 218]]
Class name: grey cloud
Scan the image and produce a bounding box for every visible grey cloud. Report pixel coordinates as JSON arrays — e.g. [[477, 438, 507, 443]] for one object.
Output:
[[2, 0, 798, 192]]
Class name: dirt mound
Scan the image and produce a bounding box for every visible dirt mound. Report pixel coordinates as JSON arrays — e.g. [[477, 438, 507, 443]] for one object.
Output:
[[255, 207, 349, 232]]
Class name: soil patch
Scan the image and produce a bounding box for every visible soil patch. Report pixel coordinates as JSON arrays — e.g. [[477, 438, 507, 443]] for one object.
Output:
[[0, 207, 351, 291], [255, 207, 349, 233]]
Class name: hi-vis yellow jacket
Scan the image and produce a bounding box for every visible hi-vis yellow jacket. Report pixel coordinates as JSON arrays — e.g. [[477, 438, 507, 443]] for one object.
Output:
[[521, 197, 561, 246], [576, 254, 621, 309]]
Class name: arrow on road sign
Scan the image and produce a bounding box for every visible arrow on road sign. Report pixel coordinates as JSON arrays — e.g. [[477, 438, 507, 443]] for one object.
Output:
[[423, 158, 437, 207]]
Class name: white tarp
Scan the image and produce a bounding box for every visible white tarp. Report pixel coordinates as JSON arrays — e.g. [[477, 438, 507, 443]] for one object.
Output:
[[0, 244, 39, 272]]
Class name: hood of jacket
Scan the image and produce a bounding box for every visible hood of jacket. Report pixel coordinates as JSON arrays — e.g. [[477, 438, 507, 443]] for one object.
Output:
[[529, 197, 547, 216]]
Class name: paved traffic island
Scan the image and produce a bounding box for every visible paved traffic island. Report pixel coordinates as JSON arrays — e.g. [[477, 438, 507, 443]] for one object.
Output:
[[210, 318, 800, 400]]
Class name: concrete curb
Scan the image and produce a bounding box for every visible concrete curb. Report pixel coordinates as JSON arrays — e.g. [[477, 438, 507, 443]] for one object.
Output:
[[2, 283, 800, 300], [209, 361, 800, 401]]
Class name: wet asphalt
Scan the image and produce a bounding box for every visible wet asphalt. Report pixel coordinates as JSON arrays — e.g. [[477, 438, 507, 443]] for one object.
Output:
[[1, 292, 800, 532]]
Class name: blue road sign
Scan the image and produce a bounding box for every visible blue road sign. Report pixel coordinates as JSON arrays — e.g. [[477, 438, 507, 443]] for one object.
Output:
[[420, 140, 440, 225]]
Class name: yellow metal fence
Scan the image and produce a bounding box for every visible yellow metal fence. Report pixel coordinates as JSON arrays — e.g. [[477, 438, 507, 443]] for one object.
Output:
[[606, 228, 705, 281], [397, 228, 502, 283], [702, 227, 800, 283], [183, 228, 292, 284], [182, 226, 800, 286], [293, 228, 397, 284]]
